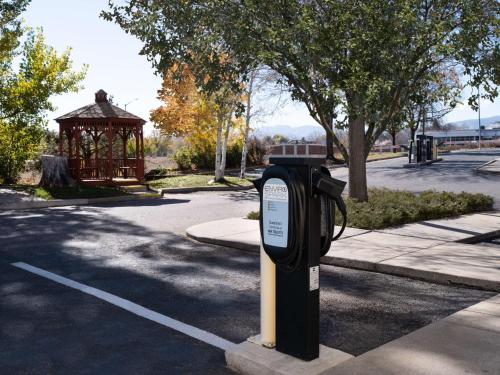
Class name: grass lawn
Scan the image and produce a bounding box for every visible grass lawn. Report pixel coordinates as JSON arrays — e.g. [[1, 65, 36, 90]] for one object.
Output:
[[5, 184, 129, 200], [247, 188, 494, 230], [149, 174, 253, 189]]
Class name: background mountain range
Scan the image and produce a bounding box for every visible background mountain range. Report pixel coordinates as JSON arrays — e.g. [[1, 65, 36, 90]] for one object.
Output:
[[448, 115, 500, 129], [253, 115, 500, 139]]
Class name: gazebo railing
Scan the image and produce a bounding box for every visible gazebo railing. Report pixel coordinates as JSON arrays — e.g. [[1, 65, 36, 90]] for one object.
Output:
[[113, 158, 139, 179], [68, 158, 144, 181], [69, 159, 110, 180]]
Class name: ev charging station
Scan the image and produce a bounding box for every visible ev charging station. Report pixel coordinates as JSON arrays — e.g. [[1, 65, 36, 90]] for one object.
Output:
[[252, 144, 347, 361], [408, 135, 440, 166]]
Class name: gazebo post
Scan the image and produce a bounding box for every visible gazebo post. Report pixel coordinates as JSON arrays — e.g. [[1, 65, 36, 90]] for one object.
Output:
[[135, 123, 140, 179], [75, 124, 80, 181], [93, 127, 99, 179], [59, 124, 63, 156], [122, 127, 127, 161], [107, 121, 113, 182], [140, 127, 144, 159], [140, 127, 144, 182], [67, 129, 73, 160]]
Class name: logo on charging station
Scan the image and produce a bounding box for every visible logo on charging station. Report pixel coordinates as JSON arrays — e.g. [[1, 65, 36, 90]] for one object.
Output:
[[263, 178, 289, 248]]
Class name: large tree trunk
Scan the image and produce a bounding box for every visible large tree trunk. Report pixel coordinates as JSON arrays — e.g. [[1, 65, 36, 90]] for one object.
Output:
[[348, 94, 368, 202], [240, 74, 254, 179], [39, 155, 75, 188]]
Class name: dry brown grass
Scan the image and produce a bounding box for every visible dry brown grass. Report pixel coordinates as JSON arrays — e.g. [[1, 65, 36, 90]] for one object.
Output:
[[145, 156, 177, 172]]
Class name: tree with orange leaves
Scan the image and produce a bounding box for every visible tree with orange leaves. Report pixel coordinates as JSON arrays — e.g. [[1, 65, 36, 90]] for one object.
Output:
[[151, 63, 242, 180], [150, 64, 204, 137]]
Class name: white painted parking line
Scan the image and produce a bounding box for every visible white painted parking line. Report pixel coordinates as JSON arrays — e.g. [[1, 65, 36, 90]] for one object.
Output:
[[12, 262, 235, 351]]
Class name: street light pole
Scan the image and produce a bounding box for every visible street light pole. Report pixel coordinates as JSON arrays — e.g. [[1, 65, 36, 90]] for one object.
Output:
[[125, 98, 138, 111]]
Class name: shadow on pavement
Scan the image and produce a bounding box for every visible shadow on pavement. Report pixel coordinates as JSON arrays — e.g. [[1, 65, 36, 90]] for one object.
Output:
[[222, 190, 259, 203], [0, 205, 495, 373]]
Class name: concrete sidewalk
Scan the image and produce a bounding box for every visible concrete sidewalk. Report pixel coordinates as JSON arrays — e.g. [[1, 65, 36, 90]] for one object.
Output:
[[186, 212, 500, 291], [325, 293, 500, 375], [226, 294, 500, 375]]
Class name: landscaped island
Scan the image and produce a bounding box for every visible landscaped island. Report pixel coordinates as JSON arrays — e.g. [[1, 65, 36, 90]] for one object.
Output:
[[248, 188, 494, 230]]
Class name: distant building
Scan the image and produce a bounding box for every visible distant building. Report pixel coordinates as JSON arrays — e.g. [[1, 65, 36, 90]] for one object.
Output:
[[417, 128, 500, 145]]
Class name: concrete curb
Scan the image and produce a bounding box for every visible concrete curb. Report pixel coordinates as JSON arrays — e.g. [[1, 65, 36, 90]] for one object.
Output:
[[187, 229, 500, 291], [321, 255, 500, 292], [186, 230, 260, 253], [226, 341, 353, 375], [475, 158, 500, 175], [403, 158, 443, 168], [156, 185, 254, 195], [319, 155, 407, 170], [186, 215, 500, 292], [366, 154, 407, 163], [0, 194, 161, 211]]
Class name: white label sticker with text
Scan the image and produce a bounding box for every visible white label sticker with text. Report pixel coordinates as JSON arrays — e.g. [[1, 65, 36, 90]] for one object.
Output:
[[262, 178, 289, 248], [310, 266, 319, 291]]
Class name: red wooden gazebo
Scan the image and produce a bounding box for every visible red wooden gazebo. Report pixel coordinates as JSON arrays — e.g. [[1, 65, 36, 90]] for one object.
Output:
[[56, 89, 145, 186]]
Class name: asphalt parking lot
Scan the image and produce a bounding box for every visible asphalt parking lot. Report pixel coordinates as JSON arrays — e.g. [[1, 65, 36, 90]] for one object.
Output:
[[331, 149, 500, 208], [0, 198, 496, 374], [246, 149, 500, 207]]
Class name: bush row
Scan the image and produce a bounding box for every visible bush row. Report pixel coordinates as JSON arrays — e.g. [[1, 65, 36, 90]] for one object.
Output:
[[340, 188, 494, 229], [174, 138, 267, 170], [247, 188, 494, 230]]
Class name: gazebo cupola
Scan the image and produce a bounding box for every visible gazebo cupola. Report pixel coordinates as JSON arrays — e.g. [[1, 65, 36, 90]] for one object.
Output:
[[55, 89, 146, 185]]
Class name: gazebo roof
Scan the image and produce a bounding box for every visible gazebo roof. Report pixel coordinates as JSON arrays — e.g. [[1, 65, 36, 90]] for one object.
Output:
[[55, 89, 145, 123]]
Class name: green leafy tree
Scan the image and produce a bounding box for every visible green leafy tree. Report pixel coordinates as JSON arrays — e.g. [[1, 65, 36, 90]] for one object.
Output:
[[0, 120, 43, 183], [1, 29, 86, 122], [104, 0, 499, 201], [216, 0, 499, 200], [103, 2, 247, 182], [0, 0, 86, 182], [0, 0, 29, 79]]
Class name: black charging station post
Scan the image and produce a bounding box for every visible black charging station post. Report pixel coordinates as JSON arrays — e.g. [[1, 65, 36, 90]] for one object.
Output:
[[255, 144, 347, 361], [270, 151, 321, 361]]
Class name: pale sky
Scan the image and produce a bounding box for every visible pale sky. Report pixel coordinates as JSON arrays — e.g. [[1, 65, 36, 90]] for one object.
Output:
[[24, 0, 499, 134]]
